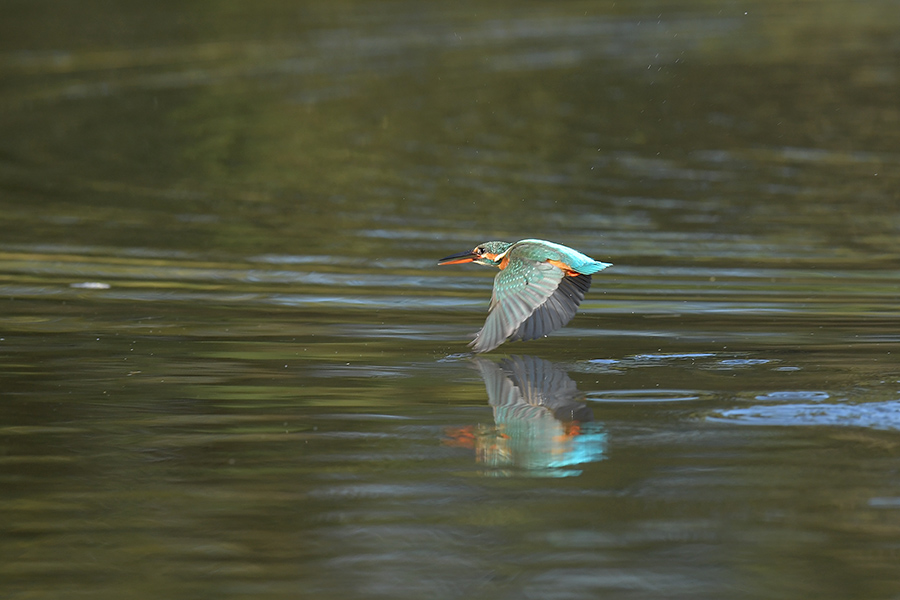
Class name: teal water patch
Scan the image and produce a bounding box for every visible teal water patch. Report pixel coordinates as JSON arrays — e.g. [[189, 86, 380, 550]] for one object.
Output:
[[710, 400, 900, 431]]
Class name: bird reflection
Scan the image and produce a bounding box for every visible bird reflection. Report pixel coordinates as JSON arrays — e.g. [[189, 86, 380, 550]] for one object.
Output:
[[446, 355, 607, 477]]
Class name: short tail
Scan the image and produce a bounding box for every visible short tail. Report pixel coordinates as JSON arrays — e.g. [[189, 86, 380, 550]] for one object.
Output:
[[578, 260, 613, 275]]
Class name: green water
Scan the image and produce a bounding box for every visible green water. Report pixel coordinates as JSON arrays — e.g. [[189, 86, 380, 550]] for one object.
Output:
[[2, 1, 900, 598]]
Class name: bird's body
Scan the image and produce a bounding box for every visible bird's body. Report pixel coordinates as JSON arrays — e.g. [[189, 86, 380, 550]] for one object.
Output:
[[439, 239, 612, 353]]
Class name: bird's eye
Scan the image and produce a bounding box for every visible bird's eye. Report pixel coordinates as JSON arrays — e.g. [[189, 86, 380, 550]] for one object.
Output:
[[475, 246, 484, 254]]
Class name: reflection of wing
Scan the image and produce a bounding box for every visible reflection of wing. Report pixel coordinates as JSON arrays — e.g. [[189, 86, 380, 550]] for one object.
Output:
[[471, 355, 593, 423], [468, 355, 605, 474]]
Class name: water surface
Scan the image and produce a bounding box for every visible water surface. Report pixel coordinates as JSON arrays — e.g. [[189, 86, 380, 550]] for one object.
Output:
[[2, 1, 900, 599]]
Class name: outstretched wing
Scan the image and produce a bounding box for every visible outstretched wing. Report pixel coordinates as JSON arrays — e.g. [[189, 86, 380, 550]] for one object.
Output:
[[470, 258, 592, 353], [509, 273, 591, 343]]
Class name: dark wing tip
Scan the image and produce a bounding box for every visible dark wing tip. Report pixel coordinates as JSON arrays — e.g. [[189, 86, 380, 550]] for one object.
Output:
[[470, 267, 593, 353], [509, 274, 592, 342]]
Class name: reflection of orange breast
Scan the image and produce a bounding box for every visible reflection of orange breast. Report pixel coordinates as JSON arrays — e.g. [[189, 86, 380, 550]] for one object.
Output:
[[547, 259, 579, 277]]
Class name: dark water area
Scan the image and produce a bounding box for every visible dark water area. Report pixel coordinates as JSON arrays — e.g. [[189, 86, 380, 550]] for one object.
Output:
[[2, 1, 900, 598]]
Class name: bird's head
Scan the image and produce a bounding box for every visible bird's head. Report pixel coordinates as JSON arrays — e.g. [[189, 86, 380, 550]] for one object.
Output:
[[439, 241, 513, 268]]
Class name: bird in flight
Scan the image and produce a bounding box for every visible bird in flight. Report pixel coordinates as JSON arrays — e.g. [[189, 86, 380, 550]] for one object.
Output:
[[438, 239, 612, 352]]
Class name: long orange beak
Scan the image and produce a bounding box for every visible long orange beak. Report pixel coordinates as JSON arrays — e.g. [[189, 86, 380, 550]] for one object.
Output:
[[438, 249, 479, 265]]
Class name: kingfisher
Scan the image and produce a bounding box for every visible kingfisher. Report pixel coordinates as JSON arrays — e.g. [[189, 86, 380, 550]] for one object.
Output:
[[439, 239, 612, 353]]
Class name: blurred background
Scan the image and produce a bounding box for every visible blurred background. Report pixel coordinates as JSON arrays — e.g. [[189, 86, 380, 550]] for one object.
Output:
[[1, 1, 899, 599]]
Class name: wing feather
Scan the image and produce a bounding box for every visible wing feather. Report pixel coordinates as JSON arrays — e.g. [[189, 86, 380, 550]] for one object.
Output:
[[471, 260, 561, 352], [508, 273, 592, 344], [470, 254, 594, 352]]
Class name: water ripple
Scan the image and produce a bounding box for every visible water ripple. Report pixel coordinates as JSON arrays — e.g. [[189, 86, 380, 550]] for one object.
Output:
[[587, 389, 708, 403], [710, 400, 900, 431]]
